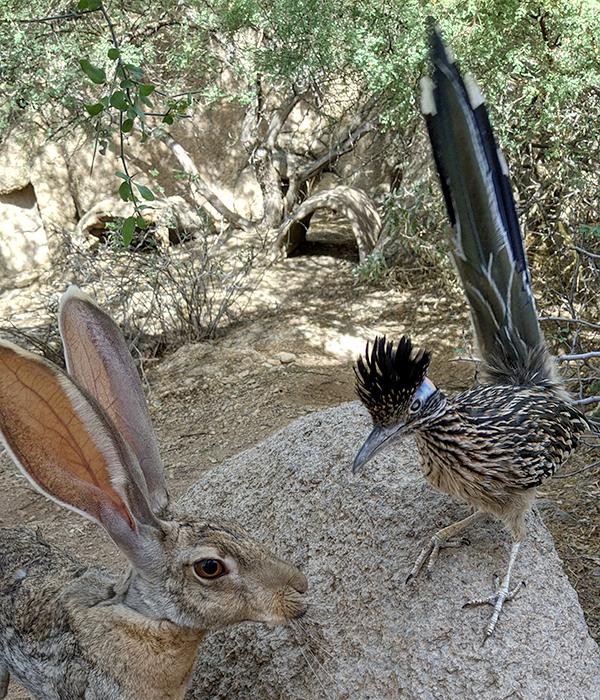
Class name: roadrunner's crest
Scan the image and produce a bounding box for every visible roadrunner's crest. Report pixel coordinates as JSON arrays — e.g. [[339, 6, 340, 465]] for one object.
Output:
[[354, 336, 431, 427]]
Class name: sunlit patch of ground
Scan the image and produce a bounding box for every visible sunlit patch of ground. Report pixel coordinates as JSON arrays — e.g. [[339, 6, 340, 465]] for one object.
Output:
[[0, 227, 597, 699]]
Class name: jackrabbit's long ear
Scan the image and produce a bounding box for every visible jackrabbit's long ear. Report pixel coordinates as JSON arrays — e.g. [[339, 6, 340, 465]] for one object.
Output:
[[58, 286, 169, 513], [0, 341, 162, 567]]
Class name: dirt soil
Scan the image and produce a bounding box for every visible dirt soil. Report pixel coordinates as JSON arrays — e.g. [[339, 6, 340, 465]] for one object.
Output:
[[0, 233, 598, 699]]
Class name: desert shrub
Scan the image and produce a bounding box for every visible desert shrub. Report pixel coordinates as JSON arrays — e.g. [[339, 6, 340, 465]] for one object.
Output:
[[0, 223, 258, 366]]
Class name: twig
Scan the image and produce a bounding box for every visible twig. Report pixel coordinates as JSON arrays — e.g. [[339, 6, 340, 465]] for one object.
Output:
[[557, 351, 600, 362], [553, 459, 600, 479], [99, 4, 119, 46], [540, 316, 600, 331], [4, 9, 97, 24], [574, 246, 600, 261], [573, 396, 600, 406], [448, 356, 480, 364]]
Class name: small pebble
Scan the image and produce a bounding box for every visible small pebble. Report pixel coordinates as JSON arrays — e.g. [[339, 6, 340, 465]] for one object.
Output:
[[275, 352, 297, 364]]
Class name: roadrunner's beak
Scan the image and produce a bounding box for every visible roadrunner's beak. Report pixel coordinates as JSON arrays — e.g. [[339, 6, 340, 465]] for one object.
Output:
[[352, 423, 407, 474]]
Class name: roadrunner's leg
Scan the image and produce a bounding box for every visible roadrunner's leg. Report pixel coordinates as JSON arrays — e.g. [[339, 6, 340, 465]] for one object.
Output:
[[406, 511, 485, 583], [464, 541, 525, 640]]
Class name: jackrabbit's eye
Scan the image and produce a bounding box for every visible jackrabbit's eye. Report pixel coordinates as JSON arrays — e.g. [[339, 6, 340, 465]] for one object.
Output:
[[193, 559, 226, 580], [409, 398, 422, 413]]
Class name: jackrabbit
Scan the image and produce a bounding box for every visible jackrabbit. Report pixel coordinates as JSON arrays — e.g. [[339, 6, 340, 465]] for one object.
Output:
[[0, 286, 307, 700]]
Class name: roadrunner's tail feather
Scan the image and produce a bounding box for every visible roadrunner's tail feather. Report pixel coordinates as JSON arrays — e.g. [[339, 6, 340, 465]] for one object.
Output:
[[421, 26, 561, 393]]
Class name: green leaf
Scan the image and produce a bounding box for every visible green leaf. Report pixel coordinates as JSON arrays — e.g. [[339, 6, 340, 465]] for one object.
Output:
[[84, 102, 104, 117], [79, 59, 106, 85], [78, 0, 102, 10], [121, 79, 135, 90], [136, 216, 149, 229], [149, 168, 159, 177], [115, 171, 129, 180], [124, 63, 144, 81], [119, 181, 133, 201], [162, 114, 174, 125], [579, 224, 600, 238], [139, 94, 153, 108], [136, 184, 155, 201], [107, 48, 120, 60], [139, 84, 155, 97], [121, 118, 134, 133], [110, 90, 129, 111], [121, 216, 136, 246]]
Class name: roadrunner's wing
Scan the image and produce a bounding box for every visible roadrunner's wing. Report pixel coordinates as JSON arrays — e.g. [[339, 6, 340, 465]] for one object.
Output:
[[421, 27, 557, 389]]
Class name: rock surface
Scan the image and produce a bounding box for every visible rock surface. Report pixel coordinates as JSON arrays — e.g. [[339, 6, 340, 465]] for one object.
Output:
[[181, 402, 600, 700]]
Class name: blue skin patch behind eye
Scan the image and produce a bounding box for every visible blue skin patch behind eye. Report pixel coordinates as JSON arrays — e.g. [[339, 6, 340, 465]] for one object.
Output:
[[413, 378, 437, 404]]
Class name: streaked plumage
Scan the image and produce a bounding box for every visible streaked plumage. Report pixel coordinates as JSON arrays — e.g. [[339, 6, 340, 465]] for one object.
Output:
[[417, 384, 588, 497], [352, 25, 593, 637]]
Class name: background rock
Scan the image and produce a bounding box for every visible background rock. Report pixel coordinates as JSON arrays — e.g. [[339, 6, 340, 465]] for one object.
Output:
[[181, 402, 600, 700]]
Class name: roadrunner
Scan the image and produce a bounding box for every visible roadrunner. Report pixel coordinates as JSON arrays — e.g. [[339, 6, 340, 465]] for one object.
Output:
[[352, 27, 592, 637]]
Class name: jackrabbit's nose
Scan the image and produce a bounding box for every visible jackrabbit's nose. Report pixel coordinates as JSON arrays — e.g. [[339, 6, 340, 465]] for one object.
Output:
[[290, 569, 308, 594]]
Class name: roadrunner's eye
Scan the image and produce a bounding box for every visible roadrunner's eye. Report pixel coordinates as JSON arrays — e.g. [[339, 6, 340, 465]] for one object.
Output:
[[193, 559, 226, 580], [410, 398, 422, 413]]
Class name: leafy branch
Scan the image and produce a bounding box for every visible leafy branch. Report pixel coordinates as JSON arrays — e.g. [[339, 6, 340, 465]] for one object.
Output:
[[77, 0, 190, 244]]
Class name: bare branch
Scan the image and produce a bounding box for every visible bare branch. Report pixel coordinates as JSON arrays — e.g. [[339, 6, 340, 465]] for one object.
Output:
[[573, 396, 600, 406], [252, 91, 305, 228], [296, 119, 378, 184], [553, 459, 600, 479], [264, 92, 303, 148], [540, 316, 600, 331], [274, 185, 381, 262], [158, 131, 255, 231], [284, 118, 378, 211], [4, 9, 98, 24], [574, 246, 600, 261], [557, 351, 600, 362]]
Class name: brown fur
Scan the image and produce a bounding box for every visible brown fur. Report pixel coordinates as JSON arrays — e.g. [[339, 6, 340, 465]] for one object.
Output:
[[0, 288, 308, 699], [0, 520, 307, 699]]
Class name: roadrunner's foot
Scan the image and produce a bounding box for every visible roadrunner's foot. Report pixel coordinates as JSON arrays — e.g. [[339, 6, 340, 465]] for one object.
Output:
[[405, 533, 469, 583], [406, 511, 484, 583], [463, 541, 523, 640]]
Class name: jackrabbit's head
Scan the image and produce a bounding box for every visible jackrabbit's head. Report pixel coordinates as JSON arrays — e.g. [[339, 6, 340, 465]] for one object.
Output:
[[0, 286, 307, 632], [130, 518, 307, 630]]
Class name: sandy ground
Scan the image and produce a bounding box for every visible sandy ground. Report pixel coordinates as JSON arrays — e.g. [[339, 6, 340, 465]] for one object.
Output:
[[0, 232, 598, 698]]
